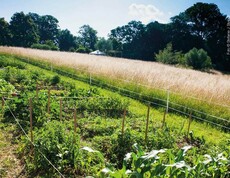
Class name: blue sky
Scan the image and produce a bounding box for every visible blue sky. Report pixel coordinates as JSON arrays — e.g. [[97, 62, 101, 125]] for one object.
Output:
[[0, 0, 229, 38]]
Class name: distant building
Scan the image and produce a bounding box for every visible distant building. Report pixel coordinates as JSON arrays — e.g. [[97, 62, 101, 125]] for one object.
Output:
[[89, 50, 105, 56]]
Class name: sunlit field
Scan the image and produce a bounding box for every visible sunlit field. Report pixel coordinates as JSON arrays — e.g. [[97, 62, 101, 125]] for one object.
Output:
[[0, 46, 229, 105]]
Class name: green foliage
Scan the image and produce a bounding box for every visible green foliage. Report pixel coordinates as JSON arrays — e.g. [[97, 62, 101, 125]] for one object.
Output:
[[0, 18, 11, 46], [31, 43, 51, 50], [78, 25, 98, 50], [50, 75, 60, 85], [0, 54, 229, 177], [9, 12, 39, 47], [101, 144, 230, 178], [95, 38, 112, 52], [155, 43, 180, 64], [58, 29, 77, 51], [20, 120, 105, 177], [76, 46, 91, 53], [184, 48, 212, 70], [31, 40, 59, 51]]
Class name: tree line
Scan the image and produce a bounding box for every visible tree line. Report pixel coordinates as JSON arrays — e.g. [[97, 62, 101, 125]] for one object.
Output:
[[0, 2, 229, 71]]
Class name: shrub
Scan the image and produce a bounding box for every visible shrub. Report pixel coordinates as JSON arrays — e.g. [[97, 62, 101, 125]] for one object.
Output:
[[184, 48, 212, 70], [50, 75, 60, 85], [155, 43, 182, 65], [31, 40, 59, 51], [31, 43, 51, 50], [76, 46, 91, 53], [20, 121, 104, 177]]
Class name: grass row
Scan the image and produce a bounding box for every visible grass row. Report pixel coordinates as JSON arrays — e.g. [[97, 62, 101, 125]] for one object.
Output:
[[0, 52, 229, 130], [0, 54, 229, 146]]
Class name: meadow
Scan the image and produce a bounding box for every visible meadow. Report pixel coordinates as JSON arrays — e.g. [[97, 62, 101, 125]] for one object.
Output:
[[0, 46, 229, 105], [0, 49, 229, 177]]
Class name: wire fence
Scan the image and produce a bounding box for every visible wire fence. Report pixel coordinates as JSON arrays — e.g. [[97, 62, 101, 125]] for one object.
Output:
[[7, 57, 230, 130], [2, 97, 65, 178]]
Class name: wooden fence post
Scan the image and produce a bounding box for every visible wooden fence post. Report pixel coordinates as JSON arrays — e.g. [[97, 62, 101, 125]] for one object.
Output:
[[166, 90, 170, 113], [74, 108, 77, 144], [47, 88, 51, 114], [60, 98, 62, 121], [36, 82, 38, 99], [145, 104, 150, 143], [29, 98, 34, 151], [187, 111, 192, 137], [162, 109, 167, 128], [2, 97, 4, 109], [122, 109, 126, 136], [90, 73, 92, 85]]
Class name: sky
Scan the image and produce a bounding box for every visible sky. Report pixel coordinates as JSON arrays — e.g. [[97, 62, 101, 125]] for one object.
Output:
[[0, 0, 229, 38]]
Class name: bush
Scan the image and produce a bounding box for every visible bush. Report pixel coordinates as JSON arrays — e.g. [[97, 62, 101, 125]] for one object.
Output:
[[76, 46, 91, 53], [31, 43, 51, 50], [50, 75, 60, 85], [31, 40, 59, 51], [20, 121, 104, 177], [155, 43, 182, 65], [184, 48, 212, 70]]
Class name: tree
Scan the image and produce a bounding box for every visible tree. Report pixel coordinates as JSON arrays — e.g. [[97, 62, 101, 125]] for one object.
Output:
[[37, 15, 59, 44], [155, 43, 183, 65], [0, 18, 11, 45], [9, 12, 39, 47], [184, 48, 212, 70], [170, 13, 204, 53], [171, 2, 229, 70], [58, 29, 77, 51], [109, 21, 145, 59], [78, 25, 97, 50], [141, 21, 170, 60], [95, 38, 112, 52]]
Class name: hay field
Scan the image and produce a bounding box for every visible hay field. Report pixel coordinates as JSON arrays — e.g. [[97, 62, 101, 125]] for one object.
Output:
[[0, 46, 229, 105]]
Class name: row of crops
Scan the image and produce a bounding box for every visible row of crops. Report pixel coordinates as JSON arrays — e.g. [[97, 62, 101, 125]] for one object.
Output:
[[0, 55, 229, 177]]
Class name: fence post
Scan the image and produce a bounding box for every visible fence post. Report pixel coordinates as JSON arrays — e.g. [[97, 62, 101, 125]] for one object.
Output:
[[122, 109, 126, 136], [51, 64, 53, 72], [36, 83, 38, 98], [145, 104, 150, 143], [60, 98, 62, 121], [47, 88, 51, 114], [162, 109, 167, 128], [187, 111, 192, 137], [74, 108, 77, 144], [29, 98, 34, 151], [2, 97, 4, 109], [166, 90, 170, 113], [90, 73, 92, 85]]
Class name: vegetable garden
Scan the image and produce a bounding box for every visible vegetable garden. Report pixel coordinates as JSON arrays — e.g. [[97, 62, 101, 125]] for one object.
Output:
[[0, 54, 229, 177]]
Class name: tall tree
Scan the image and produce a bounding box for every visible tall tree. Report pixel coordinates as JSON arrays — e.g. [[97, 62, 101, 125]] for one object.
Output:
[[78, 25, 98, 50], [58, 29, 77, 51], [141, 21, 170, 60], [0, 18, 11, 45], [109, 21, 145, 58], [171, 3, 229, 70], [9, 12, 39, 47], [38, 15, 59, 44], [95, 37, 112, 52]]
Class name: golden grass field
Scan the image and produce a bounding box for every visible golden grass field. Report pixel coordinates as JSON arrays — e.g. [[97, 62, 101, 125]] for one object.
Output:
[[0, 46, 229, 106]]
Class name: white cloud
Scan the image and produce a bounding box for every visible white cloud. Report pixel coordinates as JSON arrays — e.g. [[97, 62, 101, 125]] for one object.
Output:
[[128, 3, 171, 24]]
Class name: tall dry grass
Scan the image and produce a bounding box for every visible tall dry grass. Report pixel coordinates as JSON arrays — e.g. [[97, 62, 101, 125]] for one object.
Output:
[[0, 46, 229, 106]]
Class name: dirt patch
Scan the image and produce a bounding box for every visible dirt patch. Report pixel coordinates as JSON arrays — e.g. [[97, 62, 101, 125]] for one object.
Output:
[[0, 123, 25, 178]]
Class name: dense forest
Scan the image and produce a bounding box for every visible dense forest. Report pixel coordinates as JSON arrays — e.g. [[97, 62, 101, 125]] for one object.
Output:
[[0, 2, 229, 71]]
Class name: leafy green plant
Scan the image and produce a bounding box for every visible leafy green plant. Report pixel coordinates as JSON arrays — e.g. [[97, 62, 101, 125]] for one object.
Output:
[[50, 75, 60, 85], [101, 144, 230, 178], [184, 48, 212, 70], [20, 120, 105, 177]]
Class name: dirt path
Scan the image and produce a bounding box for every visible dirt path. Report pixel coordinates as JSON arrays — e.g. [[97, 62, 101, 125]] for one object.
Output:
[[0, 121, 25, 178]]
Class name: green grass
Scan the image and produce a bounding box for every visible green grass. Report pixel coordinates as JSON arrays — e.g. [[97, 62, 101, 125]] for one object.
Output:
[[0, 54, 229, 146], [0, 52, 228, 129]]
